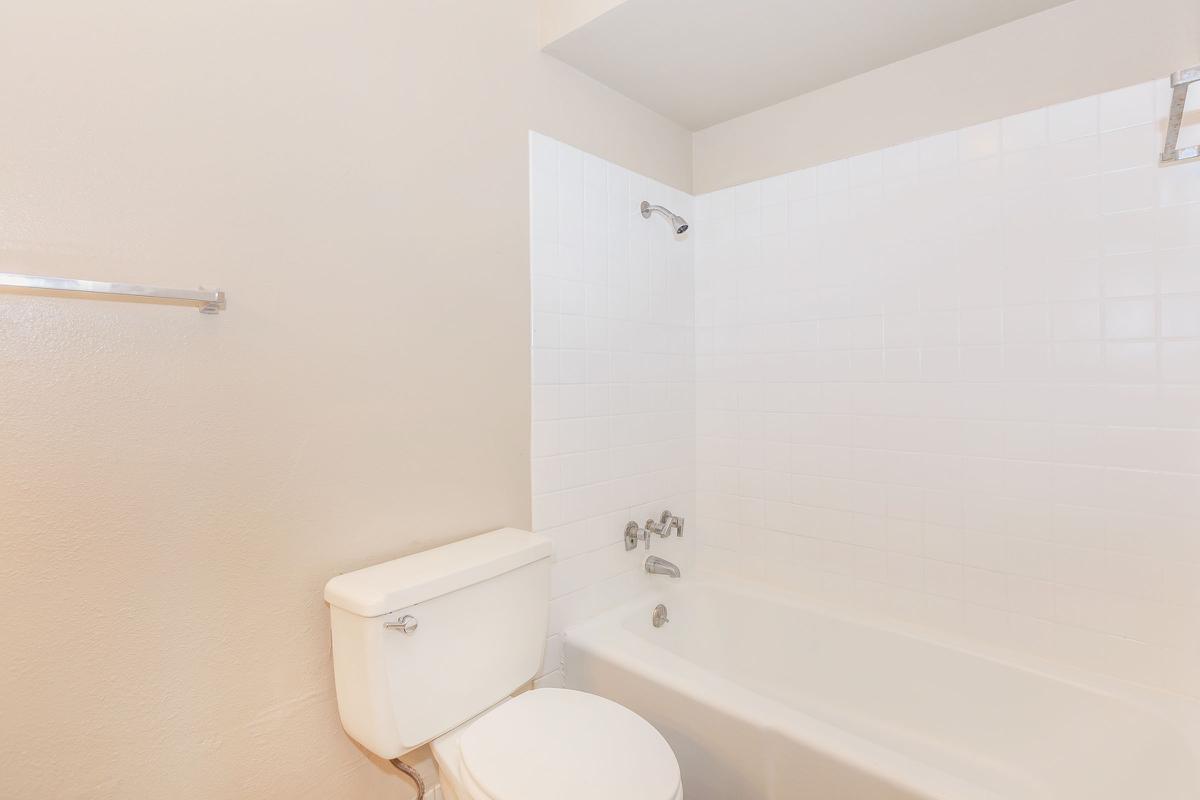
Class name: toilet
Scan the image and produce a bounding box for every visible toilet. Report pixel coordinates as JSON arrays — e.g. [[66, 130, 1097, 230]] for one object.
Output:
[[324, 528, 683, 800]]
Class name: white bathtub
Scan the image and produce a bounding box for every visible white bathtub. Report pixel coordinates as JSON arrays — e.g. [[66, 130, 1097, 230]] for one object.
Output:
[[563, 575, 1200, 800]]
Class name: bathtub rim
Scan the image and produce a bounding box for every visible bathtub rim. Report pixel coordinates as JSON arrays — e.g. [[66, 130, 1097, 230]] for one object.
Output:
[[563, 570, 1200, 796]]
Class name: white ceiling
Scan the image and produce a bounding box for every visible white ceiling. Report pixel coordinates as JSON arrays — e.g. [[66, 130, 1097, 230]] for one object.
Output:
[[542, 0, 1074, 130]]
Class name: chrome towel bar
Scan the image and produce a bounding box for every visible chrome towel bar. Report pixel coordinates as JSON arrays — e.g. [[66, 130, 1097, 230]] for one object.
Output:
[[0, 273, 226, 314]]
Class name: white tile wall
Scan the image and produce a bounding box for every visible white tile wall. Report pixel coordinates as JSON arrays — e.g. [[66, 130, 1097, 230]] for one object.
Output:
[[529, 132, 695, 684], [530, 80, 1200, 697], [693, 79, 1200, 697]]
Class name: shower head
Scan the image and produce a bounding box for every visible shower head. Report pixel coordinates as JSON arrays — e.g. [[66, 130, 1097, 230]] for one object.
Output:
[[640, 201, 689, 235]]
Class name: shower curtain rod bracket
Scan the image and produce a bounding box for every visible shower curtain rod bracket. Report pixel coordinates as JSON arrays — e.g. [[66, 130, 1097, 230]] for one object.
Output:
[[1160, 65, 1200, 164]]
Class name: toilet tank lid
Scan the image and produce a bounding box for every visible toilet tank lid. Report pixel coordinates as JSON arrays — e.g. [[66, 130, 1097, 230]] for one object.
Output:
[[324, 528, 552, 617]]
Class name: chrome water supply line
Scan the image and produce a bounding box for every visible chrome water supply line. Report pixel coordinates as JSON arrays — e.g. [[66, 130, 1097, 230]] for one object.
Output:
[[389, 758, 424, 799]]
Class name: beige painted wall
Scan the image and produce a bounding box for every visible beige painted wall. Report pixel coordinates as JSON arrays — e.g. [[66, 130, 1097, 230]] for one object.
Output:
[[0, 2, 688, 799], [693, 0, 1200, 192]]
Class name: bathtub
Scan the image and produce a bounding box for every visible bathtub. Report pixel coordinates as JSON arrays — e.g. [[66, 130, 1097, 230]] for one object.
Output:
[[563, 575, 1200, 800]]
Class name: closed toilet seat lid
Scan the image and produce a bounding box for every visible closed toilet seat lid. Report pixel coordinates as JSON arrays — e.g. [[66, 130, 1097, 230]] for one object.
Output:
[[459, 688, 681, 800]]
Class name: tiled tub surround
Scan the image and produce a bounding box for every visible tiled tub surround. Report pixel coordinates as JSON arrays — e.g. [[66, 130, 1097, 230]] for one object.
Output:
[[692, 79, 1200, 697], [529, 133, 696, 685]]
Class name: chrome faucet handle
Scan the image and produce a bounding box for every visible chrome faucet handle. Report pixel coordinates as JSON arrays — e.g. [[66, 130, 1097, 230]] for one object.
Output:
[[625, 520, 650, 551], [660, 510, 685, 537], [645, 517, 667, 537]]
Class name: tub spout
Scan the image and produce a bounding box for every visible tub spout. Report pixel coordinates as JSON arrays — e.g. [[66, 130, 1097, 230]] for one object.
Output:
[[645, 555, 680, 578]]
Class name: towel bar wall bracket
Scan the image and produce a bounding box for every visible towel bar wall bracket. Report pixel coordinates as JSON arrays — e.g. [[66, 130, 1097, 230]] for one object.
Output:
[[0, 273, 226, 314]]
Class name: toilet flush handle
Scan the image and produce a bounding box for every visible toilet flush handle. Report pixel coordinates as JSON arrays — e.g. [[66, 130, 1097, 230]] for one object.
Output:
[[385, 614, 418, 634]]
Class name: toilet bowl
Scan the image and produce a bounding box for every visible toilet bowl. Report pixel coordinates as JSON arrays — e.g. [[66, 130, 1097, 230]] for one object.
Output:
[[323, 528, 682, 799], [433, 689, 682, 800]]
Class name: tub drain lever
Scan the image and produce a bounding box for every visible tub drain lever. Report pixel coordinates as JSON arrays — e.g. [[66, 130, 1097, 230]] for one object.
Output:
[[652, 604, 669, 627]]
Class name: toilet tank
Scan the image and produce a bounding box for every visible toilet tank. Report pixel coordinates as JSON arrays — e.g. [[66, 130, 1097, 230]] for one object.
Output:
[[324, 528, 552, 758]]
